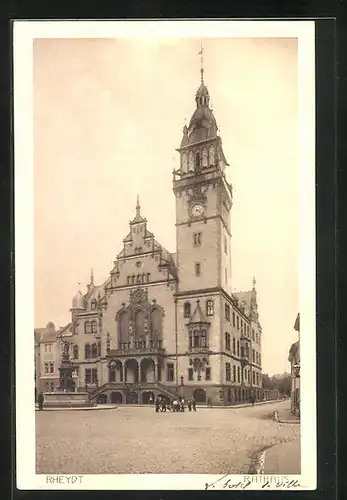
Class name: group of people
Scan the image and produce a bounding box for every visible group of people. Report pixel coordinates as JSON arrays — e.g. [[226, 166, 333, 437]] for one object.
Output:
[[151, 395, 197, 413]]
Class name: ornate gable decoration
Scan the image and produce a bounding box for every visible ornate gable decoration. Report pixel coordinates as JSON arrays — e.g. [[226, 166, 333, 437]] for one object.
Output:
[[130, 287, 148, 305]]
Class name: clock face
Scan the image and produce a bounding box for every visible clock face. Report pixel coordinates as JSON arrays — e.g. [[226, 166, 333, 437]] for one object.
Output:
[[191, 204, 204, 217]]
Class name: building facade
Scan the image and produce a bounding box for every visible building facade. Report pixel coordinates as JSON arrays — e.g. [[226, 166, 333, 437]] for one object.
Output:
[[36, 62, 264, 405], [288, 313, 300, 414]]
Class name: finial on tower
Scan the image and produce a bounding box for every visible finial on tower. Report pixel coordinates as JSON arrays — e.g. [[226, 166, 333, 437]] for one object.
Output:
[[90, 268, 94, 286], [253, 276, 256, 289], [136, 194, 140, 216], [198, 41, 204, 84]]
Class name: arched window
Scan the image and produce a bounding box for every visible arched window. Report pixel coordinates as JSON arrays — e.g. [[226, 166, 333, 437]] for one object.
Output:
[[135, 310, 146, 339], [184, 302, 191, 318], [202, 148, 208, 167], [109, 363, 116, 382], [91, 320, 97, 333], [73, 345, 78, 359], [136, 274, 141, 284], [84, 344, 91, 359], [150, 308, 162, 338], [84, 321, 91, 334], [119, 311, 130, 342], [91, 343, 98, 358], [206, 300, 214, 316]]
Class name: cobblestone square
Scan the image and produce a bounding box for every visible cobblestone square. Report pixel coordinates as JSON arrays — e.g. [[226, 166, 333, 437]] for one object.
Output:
[[36, 401, 300, 475]]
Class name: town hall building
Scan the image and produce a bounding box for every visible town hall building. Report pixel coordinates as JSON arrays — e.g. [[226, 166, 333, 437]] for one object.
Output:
[[36, 59, 263, 406]]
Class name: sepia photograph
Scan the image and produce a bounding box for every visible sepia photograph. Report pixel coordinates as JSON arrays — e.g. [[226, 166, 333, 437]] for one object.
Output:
[[14, 20, 316, 490]]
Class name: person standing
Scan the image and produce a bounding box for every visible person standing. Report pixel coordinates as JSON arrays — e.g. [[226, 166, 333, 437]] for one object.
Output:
[[155, 396, 160, 412], [187, 399, 192, 411], [180, 397, 185, 412], [38, 392, 44, 411], [192, 397, 196, 412]]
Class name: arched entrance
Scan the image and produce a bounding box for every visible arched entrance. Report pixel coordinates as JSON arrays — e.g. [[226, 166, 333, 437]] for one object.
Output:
[[109, 360, 123, 382], [124, 359, 139, 383], [96, 394, 107, 404], [193, 388, 206, 403], [126, 391, 138, 404], [140, 358, 155, 383], [111, 391, 123, 404], [142, 391, 155, 404]]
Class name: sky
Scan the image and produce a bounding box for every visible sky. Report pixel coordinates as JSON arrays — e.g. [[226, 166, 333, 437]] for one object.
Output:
[[33, 37, 299, 375]]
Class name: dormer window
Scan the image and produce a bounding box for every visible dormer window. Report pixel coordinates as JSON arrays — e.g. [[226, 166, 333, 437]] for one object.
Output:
[[91, 299, 97, 310]]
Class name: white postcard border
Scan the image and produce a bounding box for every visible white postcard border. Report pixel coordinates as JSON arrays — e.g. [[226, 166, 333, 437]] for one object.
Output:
[[14, 19, 316, 490]]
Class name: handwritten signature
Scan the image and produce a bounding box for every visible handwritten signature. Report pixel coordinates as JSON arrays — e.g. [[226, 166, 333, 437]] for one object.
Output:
[[205, 475, 302, 490]]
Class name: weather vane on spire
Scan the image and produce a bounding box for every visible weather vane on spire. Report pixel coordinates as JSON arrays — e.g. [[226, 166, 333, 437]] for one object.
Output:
[[198, 40, 204, 83]]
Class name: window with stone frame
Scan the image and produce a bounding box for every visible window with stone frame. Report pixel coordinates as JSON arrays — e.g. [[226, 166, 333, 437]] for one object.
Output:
[[252, 349, 255, 362], [225, 362, 231, 381], [205, 367, 211, 380], [84, 321, 91, 334], [167, 363, 174, 382], [233, 365, 236, 381], [184, 302, 191, 318], [193, 232, 202, 246], [232, 312, 236, 327], [225, 332, 231, 351], [91, 320, 97, 333], [91, 343, 98, 358], [225, 303, 230, 320], [188, 368, 194, 381], [237, 340, 240, 357], [73, 345, 78, 359], [44, 363, 49, 373], [232, 337, 236, 354], [49, 362, 54, 373], [237, 316, 239, 329], [206, 300, 214, 316], [91, 299, 97, 310], [85, 343, 91, 359], [253, 371, 256, 384], [237, 366, 241, 382], [189, 328, 207, 349], [195, 262, 201, 276]]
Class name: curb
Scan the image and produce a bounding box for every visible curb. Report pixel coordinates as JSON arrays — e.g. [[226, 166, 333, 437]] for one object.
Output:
[[35, 405, 119, 412], [272, 410, 300, 424], [249, 447, 269, 474]]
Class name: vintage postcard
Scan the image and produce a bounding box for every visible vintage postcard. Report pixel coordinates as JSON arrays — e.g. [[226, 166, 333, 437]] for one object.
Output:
[[14, 20, 316, 490]]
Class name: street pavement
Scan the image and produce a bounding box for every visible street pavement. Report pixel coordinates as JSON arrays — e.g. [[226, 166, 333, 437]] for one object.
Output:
[[36, 400, 300, 475]]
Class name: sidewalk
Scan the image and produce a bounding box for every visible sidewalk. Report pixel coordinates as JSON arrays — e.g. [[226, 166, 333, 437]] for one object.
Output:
[[35, 404, 119, 411], [263, 441, 301, 474], [278, 405, 300, 424]]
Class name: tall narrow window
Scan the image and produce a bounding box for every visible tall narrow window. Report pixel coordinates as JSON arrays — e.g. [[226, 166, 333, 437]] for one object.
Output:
[[225, 303, 230, 320], [232, 312, 235, 327], [237, 316, 239, 329], [167, 363, 174, 382], [84, 321, 91, 334], [91, 343, 98, 358], [237, 341, 240, 357], [188, 368, 194, 381], [85, 344, 91, 359], [205, 367, 211, 381], [91, 320, 97, 333], [184, 302, 191, 318], [44, 363, 49, 373], [195, 262, 201, 276], [233, 365, 236, 382], [206, 300, 214, 316], [225, 362, 231, 382], [237, 366, 241, 383], [252, 328, 255, 341], [232, 337, 236, 354], [73, 345, 78, 359], [127, 276, 131, 285], [253, 371, 256, 384]]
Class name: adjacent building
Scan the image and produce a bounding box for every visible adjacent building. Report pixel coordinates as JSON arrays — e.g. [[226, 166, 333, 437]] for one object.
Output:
[[35, 58, 264, 405], [288, 313, 300, 414]]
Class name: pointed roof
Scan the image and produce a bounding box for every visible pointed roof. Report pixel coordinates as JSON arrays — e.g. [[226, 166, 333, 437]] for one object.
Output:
[[294, 313, 300, 332], [189, 300, 209, 324]]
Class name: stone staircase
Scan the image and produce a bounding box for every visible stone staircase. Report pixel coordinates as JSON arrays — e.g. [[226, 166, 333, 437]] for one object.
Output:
[[89, 381, 179, 403]]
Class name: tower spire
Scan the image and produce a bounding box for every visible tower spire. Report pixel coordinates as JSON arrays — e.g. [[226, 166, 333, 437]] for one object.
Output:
[[198, 41, 204, 84], [136, 194, 141, 217], [90, 268, 94, 286]]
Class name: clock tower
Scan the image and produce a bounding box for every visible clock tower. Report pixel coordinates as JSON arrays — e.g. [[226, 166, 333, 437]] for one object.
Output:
[[173, 58, 233, 295]]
